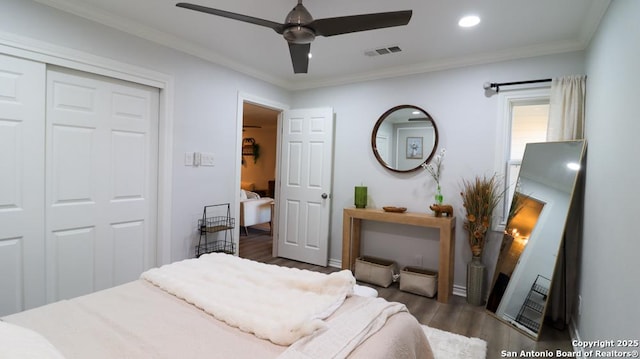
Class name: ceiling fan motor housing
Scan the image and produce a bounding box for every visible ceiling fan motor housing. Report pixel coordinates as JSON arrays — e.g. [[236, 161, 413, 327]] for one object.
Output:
[[283, 2, 316, 44]]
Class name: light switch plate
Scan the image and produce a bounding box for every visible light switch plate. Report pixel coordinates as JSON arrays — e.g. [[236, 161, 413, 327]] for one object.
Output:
[[184, 152, 194, 166], [200, 152, 215, 166]]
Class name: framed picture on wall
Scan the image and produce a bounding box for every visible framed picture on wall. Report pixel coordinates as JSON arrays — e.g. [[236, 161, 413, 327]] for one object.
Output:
[[406, 137, 423, 159]]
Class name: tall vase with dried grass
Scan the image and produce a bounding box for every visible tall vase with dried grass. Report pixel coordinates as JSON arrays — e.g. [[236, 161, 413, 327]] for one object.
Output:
[[460, 174, 504, 305]]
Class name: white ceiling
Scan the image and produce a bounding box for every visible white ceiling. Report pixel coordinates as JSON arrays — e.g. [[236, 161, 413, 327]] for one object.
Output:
[[34, 0, 610, 90]]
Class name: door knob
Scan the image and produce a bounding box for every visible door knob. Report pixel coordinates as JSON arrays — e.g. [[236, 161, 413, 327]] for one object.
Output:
[[321, 193, 328, 199]]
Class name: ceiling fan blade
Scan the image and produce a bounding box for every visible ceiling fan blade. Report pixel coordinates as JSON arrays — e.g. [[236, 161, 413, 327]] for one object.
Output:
[[176, 3, 284, 34], [288, 43, 310, 74], [311, 10, 412, 37]]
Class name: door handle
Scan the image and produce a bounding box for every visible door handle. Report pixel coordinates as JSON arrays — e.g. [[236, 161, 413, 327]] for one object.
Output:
[[321, 193, 328, 199]]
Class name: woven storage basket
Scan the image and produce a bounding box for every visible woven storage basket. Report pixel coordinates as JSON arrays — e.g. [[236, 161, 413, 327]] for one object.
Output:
[[354, 256, 397, 288], [399, 266, 438, 297]]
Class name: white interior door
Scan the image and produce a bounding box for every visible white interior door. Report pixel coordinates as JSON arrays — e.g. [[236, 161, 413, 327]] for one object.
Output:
[[277, 108, 333, 266], [45, 66, 159, 302], [0, 54, 46, 315]]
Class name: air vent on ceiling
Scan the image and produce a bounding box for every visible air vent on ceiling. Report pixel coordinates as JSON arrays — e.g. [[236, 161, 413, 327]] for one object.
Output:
[[365, 45, 402, 57]]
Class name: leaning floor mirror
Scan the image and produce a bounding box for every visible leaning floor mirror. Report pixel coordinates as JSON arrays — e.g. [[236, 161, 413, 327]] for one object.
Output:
[[486, 140, 586, 340]]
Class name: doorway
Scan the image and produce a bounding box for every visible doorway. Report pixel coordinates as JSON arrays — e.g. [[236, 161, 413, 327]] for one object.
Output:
[[238, 101, 281, 259], [234, 95, 334, 267]]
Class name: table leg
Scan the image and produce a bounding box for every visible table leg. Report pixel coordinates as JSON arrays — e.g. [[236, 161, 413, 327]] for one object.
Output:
[[342, 212, 351, 270], [437, 223, 455, 303], [351, 218, 361, 270]]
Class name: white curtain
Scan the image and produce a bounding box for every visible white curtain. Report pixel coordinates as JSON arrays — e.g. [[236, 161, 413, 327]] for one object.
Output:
[[547, 75, 586, 141], [546, 75, 586, 328]]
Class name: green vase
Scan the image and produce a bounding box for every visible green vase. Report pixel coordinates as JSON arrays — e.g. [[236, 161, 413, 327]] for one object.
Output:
[[354, 186, 367, 208], [435, 185, 443, 205]]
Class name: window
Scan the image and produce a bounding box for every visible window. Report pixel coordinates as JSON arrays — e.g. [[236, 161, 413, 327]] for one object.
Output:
[[495, 88, 550, 229]]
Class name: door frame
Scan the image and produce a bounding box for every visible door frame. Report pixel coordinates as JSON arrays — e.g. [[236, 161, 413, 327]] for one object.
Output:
[[235, 92, 289, 256], [0, 33, 174, 265]]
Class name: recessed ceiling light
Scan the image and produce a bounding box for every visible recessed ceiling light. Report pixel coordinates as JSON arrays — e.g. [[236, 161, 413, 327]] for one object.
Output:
[[308, 52, 312, 59], [458, 15, 481, 28]]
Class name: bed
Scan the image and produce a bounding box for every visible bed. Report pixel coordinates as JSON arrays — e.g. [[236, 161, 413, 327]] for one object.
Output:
[[1, 253, 433, 359]]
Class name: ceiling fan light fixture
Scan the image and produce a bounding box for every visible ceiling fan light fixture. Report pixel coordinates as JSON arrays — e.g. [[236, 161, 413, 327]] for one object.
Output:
[[283, 26, 316, 44]]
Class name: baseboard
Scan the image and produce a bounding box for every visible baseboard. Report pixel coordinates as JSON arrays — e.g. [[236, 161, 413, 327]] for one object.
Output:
[[328, 258, 342, 268]]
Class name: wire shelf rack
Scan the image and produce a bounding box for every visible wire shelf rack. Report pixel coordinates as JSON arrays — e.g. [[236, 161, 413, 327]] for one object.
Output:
[[196, 203, 235, 257]]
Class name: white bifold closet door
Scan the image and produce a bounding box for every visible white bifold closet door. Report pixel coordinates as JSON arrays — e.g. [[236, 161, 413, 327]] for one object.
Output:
[[45, 66, 159, 303], [0, 54, 159, 316], [0, 54, 46, 315]]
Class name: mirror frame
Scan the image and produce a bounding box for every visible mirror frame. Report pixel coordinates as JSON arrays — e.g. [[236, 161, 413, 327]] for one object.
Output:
[[371, 105, 439, 173]]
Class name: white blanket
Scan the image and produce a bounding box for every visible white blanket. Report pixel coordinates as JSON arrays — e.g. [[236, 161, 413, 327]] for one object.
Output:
[[0, 320, 66, 359], [280, 297, 407, 359], [141, 253, 355, 345]]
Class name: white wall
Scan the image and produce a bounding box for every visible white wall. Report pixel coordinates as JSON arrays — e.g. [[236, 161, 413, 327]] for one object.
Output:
[[580, 0, 640, 343], [0, 0, 291, 262], [292, 52, 585, 288]]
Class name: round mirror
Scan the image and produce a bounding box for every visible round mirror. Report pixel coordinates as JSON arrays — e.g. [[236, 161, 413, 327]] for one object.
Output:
[[371, 105, 439, 173]]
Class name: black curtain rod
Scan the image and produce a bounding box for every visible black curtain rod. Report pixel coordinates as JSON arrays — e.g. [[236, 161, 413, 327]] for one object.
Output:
[[484, 78, 552, 93]]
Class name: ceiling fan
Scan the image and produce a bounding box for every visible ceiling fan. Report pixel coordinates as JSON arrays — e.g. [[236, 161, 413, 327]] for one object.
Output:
[[176, 1, 412, 74]]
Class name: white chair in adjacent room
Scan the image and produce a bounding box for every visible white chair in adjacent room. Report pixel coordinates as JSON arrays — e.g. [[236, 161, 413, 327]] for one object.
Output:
[[239, 190, 273, 236]]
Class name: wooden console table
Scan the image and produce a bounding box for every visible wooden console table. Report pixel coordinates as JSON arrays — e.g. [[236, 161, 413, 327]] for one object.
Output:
[[342, 208, 456, 303]]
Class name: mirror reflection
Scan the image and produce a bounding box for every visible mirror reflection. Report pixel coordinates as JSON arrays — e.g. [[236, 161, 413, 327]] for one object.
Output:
[[486, 140, 586, 340], [371, 105, 439, 173]]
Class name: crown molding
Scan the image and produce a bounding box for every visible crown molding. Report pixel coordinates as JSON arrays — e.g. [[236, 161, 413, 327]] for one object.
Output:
[[292, 40, 586, 90], [578, 0, 612, 46]]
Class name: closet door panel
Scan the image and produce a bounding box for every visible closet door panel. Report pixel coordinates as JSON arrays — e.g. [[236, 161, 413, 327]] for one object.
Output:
[[46, 67, 158, 301], [50, 125, 96, 206], [51, 227, 95, 300], [107, 79, 158, 287], [0, 54, 46, 315], [0, 239, 22, 315]]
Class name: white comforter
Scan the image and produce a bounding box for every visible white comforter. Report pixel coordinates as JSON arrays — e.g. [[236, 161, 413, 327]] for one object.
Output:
[[141, 253, 357, 345], [0, 321, 66, 359]]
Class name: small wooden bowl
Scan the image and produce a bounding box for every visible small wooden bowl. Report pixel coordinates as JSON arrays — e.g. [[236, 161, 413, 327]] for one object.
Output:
[[382, 206, 407, 213]]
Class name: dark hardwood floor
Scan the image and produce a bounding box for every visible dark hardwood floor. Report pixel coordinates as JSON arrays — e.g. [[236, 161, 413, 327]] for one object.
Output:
[[239, 227, 574, 358]]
